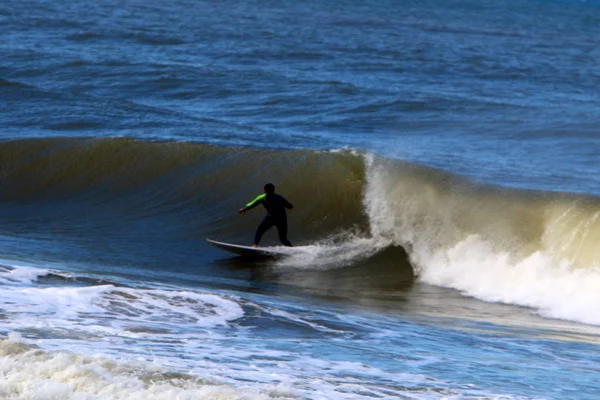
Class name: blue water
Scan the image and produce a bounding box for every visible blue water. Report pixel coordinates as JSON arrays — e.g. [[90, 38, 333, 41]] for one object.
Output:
[[1, 0, 600, 399]]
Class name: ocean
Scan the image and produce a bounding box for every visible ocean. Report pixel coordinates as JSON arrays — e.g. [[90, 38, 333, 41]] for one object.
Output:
[[1, 0, 600, 398]]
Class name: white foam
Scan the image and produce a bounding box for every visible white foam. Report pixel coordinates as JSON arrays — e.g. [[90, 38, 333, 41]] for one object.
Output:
[[0, 335, 297, 400], [99, 288, 246, 329], [0, 282, 245, 337], [0, 334, 440, 400], [274, 234, 385, 270], [0, 295, 535, 400], [416, 235, 600, 325], [0, 264, 50, 285]]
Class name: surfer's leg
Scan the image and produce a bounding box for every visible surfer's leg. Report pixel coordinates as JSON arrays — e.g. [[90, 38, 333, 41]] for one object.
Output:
[[254, 216, 275, 246], [276, 219, 293, 247]]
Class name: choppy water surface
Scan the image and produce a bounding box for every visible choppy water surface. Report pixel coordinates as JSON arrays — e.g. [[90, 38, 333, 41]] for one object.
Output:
[[1, 0, 600, 399]]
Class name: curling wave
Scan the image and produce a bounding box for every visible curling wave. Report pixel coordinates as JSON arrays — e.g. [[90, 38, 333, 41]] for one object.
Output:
[[1, 137, 600, 324]]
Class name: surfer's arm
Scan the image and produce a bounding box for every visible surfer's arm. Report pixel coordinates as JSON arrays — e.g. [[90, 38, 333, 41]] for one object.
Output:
[[238, 194, 266, 214], [281, 196, 293, 210]]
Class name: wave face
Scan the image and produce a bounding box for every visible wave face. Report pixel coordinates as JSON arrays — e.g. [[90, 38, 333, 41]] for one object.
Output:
[[1, 137, 600, 324], [0, 137, 366, 242]]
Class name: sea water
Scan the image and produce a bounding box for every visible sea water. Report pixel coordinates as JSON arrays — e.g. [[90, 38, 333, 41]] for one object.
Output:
[[1, 0, 600, 399]]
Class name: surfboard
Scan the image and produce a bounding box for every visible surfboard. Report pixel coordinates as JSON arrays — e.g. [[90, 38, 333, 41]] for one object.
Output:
[[206, 239, 290, 258]]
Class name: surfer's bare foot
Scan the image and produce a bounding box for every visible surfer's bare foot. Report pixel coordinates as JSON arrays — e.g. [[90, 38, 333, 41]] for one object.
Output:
[[251, 244, 258, 248]]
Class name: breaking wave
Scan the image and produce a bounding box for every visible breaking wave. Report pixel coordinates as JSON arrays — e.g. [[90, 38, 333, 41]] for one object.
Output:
[[1, 137, 600, 324]]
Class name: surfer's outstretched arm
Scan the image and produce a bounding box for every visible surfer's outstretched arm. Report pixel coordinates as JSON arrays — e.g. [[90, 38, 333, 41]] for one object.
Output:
[[238, 194, 266, 214]]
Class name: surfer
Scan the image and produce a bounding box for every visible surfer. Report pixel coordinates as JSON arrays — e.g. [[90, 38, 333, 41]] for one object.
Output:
[[238, 183, 293, 247]]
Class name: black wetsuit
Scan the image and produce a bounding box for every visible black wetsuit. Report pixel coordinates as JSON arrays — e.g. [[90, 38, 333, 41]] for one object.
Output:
[[242, 193, 293, 246]]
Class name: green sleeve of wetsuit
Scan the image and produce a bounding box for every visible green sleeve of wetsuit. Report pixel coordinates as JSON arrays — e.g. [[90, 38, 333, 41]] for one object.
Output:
[[243, 194, 266, 211]]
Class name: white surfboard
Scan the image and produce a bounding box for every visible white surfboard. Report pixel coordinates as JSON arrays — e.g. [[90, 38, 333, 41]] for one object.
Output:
[[206, 239, 291, 258]]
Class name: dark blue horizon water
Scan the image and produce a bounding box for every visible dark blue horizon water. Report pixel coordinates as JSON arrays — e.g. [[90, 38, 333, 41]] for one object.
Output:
[[2, 0, 600, 399], [2, 0, 600, 194]]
